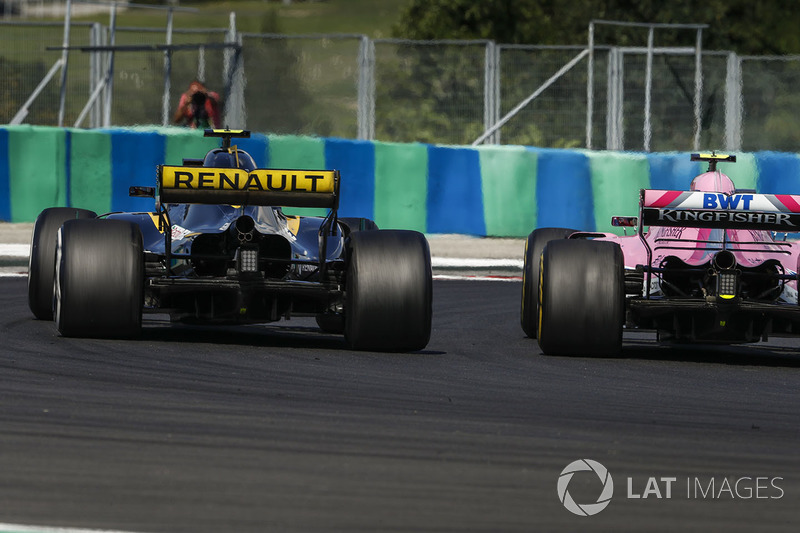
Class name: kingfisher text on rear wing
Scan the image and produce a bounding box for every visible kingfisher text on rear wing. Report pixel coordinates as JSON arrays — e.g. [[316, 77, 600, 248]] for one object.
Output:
[[640, 190, 800, 230]]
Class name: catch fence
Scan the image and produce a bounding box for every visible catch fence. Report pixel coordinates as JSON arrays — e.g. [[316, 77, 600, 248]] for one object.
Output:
[[2, 13, 799, 152]]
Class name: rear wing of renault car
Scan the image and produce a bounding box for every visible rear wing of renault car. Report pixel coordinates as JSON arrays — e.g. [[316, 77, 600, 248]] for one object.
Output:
[[157, 166, 340, 209], [152, 166, 341, 275]]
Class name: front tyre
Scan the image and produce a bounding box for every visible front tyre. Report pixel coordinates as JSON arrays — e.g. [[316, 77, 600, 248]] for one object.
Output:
[[345, 230, 432, 352], [28, 207, 97, 320], [537, 239, 624, 356], [55, 219, 144, 338]]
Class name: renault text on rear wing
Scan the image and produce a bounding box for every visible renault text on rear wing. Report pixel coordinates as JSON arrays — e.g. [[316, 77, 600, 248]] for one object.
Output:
[[158, 166, 340, 209]]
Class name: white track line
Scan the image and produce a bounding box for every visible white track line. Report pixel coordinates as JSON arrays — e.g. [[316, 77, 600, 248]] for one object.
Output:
[[0, 245, 523, 269], [0, 243, 29, 257], [0, 244, 522, 282], [434, 274, 521, 282], [431, 257, 522, 268], [0, 523, 147, 533]]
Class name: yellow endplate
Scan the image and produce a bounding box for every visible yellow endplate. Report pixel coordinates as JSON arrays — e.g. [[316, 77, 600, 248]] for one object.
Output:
[[285, 215, 300, 236]]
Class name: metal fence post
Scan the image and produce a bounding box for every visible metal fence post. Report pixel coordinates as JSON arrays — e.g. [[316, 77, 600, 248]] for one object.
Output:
[[368, 38, 376, 140], [161, 7, 174, 126], [223, 12, 245, 128], [197, 45, 206, 82], [90, 22, 100, 128], [643, 26, 654, 152], [586, 21, 594, 149], [493, 42, 501, 144], [693, 27, 703, 151], [483, 40, 499, 145], [232, 33, 245, 128], [74, 11, 116, 129], [725, 52, 742, 151], [606, 47, 623, 150], [223, 12, 234, 123], [103, 4, 117, 127], [357, 35, 372, 140], [57, 0, 72, 127]]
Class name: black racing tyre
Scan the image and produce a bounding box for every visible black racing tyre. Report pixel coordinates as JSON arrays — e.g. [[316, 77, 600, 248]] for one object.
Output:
[[28, 207, 97, 320], [537, 239, 624, 356], [338, 217, 379, 235], [54, 219, 144, 338], [345, 230, 432, 352], [520, 227, 577, 338]]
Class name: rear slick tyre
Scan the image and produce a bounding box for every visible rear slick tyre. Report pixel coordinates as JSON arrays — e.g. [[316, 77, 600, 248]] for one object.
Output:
[[345, 230, 432, 352], [520, 227, 577, 338], [537, 239, 624, 356], [28, 207, 97, 320], [54, 219, 144, 338]]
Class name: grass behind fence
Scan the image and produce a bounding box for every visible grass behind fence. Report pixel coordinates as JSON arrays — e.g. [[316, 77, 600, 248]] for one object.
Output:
[[63, 0, 411, 37]]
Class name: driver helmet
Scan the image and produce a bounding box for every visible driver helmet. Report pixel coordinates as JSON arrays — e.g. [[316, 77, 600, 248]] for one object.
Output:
[[203, 148, 257, 172]]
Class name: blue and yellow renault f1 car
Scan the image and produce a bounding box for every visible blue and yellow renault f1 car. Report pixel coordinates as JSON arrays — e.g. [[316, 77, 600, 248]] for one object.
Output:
[[28, 129, 432, 352]]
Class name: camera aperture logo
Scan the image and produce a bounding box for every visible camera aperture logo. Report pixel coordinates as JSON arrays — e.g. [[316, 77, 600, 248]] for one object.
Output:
[[557, 459, 614, 516]]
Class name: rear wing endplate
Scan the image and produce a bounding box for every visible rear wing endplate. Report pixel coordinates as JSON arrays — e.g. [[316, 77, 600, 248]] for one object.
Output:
[[157, 166, 340, 209], [640, 189, 800, 232]]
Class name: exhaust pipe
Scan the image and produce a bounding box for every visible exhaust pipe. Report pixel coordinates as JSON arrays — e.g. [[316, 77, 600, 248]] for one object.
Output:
[[713, 250, 737, 271], [234, 215, 255, 243]]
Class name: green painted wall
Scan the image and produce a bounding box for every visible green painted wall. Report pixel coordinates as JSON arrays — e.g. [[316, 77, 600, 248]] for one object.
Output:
[[373, 141, 428, 232], [478, 145, 537, 236]]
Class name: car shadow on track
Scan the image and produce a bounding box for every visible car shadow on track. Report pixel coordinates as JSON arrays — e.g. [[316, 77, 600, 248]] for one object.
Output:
[[617, 333, 800, 368], [137, 317, 446, 356], [531, 332, 800, 368]]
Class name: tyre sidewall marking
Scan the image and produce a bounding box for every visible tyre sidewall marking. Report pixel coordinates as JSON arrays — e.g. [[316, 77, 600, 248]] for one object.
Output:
[[537, 252, 544, 340]]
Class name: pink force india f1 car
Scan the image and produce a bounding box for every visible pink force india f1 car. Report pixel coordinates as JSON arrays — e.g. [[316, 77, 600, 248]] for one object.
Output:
[[27, 129, 432, 352], [521, 152, 800, 356]]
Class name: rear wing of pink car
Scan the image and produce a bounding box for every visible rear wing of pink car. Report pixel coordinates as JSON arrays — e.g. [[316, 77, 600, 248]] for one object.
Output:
[[633, 189, 800, 297], [639, 190, 800, 232]]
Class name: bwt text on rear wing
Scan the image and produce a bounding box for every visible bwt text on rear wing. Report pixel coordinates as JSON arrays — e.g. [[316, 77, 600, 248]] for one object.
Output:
[[639, 189, 800, 231]]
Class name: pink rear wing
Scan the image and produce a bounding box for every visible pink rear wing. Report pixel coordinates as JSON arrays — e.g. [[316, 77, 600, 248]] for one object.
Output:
[[640, 189, 800, 231]]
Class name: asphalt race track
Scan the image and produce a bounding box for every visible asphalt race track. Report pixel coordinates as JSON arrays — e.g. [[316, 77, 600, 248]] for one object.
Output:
[[1, 277, 800, 532]]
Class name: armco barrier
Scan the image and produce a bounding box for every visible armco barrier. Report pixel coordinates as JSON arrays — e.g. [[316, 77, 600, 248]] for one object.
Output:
[[2, 124, 800, 237]]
